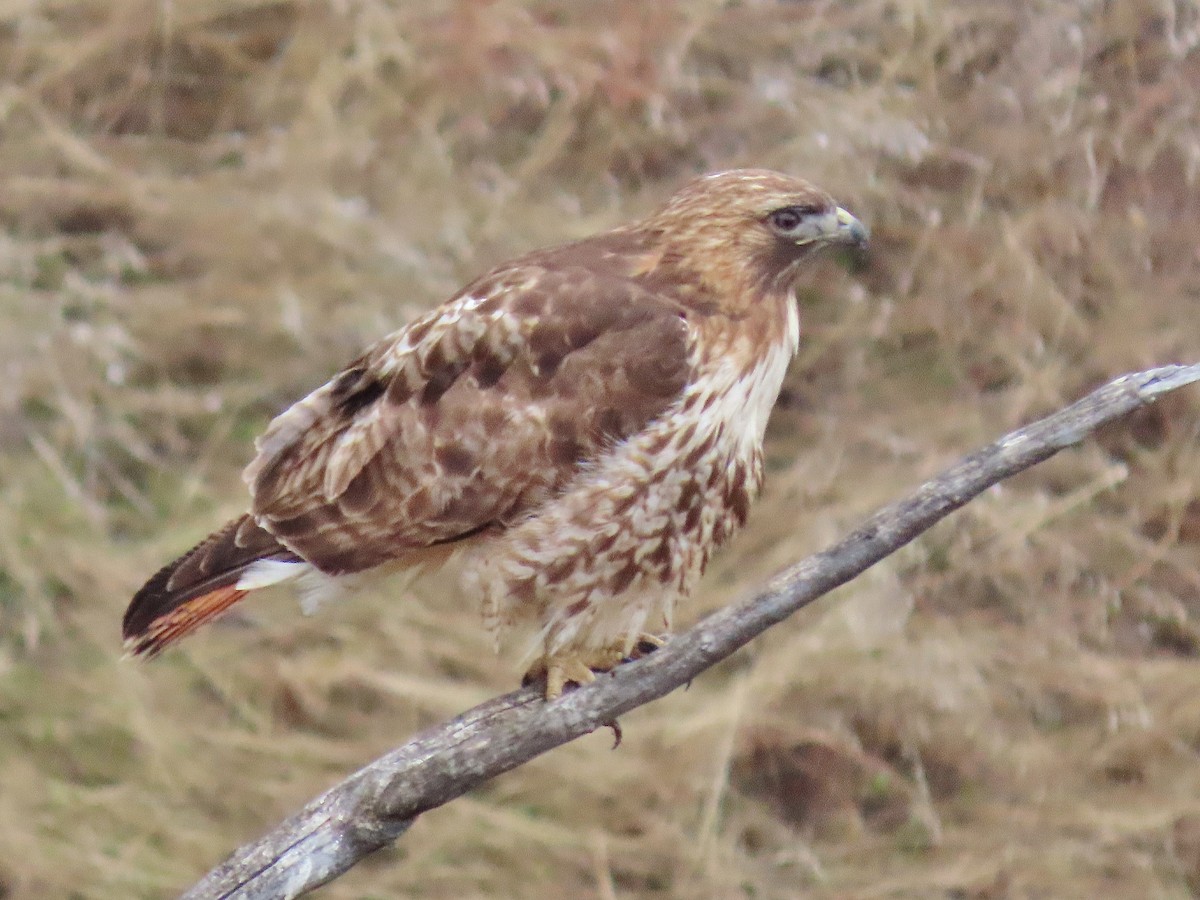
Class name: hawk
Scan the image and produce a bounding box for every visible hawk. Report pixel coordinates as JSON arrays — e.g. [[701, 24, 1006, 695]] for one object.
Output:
[[123, 169, 867, 698]]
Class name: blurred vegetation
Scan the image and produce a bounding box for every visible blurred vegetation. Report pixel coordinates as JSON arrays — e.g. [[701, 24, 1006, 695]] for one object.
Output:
[[0, 0, 1198, 897]]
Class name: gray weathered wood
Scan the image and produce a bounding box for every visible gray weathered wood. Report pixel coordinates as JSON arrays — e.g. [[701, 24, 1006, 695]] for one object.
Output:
[[182, 364, 1200, 899]]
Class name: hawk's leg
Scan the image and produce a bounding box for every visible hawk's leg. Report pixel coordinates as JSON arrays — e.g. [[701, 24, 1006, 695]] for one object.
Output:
[[524, 633, 671, 700], [524, 647, 626, 700]]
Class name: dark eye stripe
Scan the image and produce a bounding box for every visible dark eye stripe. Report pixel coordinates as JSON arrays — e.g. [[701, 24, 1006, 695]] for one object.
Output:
[[769, 210, 800, 230], [768, 204, 823, 232]]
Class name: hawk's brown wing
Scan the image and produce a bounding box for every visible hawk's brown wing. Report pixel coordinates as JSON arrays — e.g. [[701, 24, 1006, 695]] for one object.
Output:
[[243, 261, 693, 575]]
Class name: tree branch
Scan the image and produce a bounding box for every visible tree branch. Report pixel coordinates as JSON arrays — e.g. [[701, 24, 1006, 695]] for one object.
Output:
[[183, 364, 1200, 900]]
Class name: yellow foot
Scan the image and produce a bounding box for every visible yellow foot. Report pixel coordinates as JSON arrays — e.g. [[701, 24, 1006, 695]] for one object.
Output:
[[524, 646, 628, 700], [523, 634, 671, 700]]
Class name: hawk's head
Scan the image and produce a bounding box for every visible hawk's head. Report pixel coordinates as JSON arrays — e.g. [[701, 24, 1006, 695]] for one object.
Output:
[[643, 169, 867, 297]]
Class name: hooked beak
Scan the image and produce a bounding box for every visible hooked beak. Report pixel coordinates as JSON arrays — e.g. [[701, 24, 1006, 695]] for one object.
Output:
[[828, 207, 869, 248], [790, 206, 869, 250]]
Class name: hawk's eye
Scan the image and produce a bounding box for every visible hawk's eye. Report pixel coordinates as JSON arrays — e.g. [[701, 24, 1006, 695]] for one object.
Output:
[[768, 205, 821, 234]]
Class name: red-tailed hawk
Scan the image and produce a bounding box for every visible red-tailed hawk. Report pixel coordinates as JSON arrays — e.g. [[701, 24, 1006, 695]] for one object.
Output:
[[123, 169, 867, 698]]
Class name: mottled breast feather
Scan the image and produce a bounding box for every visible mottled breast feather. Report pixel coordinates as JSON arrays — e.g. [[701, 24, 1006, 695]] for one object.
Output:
[[243, 241, 693, 575]]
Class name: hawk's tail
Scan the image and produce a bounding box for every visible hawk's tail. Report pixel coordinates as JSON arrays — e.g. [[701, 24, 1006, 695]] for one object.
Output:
[[123, 514, 301, 657]]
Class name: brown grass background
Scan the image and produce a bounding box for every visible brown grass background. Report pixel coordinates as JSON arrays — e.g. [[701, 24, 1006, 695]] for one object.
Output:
[[1, 1, 1199, 897]]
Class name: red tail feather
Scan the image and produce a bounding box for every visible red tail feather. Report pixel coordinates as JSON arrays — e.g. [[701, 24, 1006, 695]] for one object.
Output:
[[123, 514, 297, 656], [123, 585, 249, 657]]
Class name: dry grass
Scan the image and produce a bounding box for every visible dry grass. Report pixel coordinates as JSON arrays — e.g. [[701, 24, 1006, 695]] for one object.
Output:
[[1, 0, 1199, 897]]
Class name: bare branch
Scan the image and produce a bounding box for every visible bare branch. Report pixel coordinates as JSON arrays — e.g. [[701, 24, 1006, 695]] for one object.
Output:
[[183, 364, 1200, 900]]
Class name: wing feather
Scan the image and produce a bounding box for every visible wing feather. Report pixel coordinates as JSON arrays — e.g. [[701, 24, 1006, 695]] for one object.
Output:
[[243, 256, 693, 575]]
